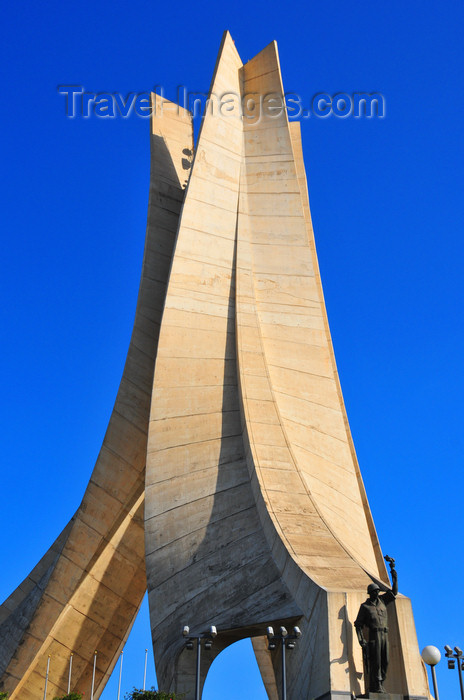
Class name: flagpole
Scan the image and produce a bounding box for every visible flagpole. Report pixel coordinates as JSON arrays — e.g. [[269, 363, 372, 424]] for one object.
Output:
[[43, 655, 51, 700], [91, 650, 97, 700], [117, 650, 123, 700], [143, 648, 148, 690], [67, 652, 73, 694]]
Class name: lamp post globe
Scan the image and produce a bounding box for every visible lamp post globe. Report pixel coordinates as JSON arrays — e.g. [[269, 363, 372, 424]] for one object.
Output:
[[421, 646, 441, 666], [421, 645, 441, 700]]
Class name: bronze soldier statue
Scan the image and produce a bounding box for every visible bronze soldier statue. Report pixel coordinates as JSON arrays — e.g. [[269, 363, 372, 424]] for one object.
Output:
[[355, 556, 398, 694]]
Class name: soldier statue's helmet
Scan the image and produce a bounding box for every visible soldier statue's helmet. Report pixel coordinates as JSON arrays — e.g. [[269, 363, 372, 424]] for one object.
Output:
[[367, 583, 380, 594]]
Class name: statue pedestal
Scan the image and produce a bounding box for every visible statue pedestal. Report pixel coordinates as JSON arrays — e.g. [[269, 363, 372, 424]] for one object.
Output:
[[357, 694, 428, 700], [318, 692, 428, 700], [356, 694, 401, 699], [362, 694, 403, 699]]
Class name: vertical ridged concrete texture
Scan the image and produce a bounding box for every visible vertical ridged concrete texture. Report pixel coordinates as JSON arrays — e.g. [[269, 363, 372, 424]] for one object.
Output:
[[145, 33, 302, 698], [145, 34, 430, 700], [0, 97, 193, 699], [1, 31, 430, 700]]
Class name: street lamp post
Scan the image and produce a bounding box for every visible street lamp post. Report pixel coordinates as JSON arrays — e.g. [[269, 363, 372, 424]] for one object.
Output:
[[266, 625, 302, 700], [445, 645, 464, 700], [281, 631, 286, 700], [143, 648, 148, 690], [421, 646, 441, 700], [182, 625, 217, 700]]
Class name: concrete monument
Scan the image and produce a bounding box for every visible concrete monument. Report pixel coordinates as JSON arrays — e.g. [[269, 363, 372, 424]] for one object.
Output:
[[0, 32, 431, 700]]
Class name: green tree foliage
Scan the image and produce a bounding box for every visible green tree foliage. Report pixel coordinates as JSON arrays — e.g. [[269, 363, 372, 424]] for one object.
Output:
[[124, 689, 184, 700], [0, 692, 9, 699], [52, 693, 83, 700]]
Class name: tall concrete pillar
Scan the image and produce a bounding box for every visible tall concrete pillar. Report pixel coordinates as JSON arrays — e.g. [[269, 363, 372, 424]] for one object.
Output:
[[144, 33, 430, 700], [0, 95, 193, 700]]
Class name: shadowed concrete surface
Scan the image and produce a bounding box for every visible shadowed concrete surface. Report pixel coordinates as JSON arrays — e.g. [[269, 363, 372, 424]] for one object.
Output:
[[0, 97, 193, 700]]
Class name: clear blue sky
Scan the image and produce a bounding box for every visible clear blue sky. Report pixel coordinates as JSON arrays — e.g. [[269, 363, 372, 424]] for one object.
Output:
[[1, 1, 463, 698]]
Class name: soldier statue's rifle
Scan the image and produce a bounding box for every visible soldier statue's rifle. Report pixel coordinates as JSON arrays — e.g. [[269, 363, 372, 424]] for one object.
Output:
[[361, 638, 370, 696]]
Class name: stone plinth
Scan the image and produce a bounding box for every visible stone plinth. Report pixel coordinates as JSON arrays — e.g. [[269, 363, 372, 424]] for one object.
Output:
[[357, 694, 428, 700]]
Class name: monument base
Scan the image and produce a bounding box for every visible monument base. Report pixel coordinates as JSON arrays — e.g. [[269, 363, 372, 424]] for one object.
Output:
[[314, 692, 356, 700], [315, 693, 428, 700], [356, 693, 428, 700]]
